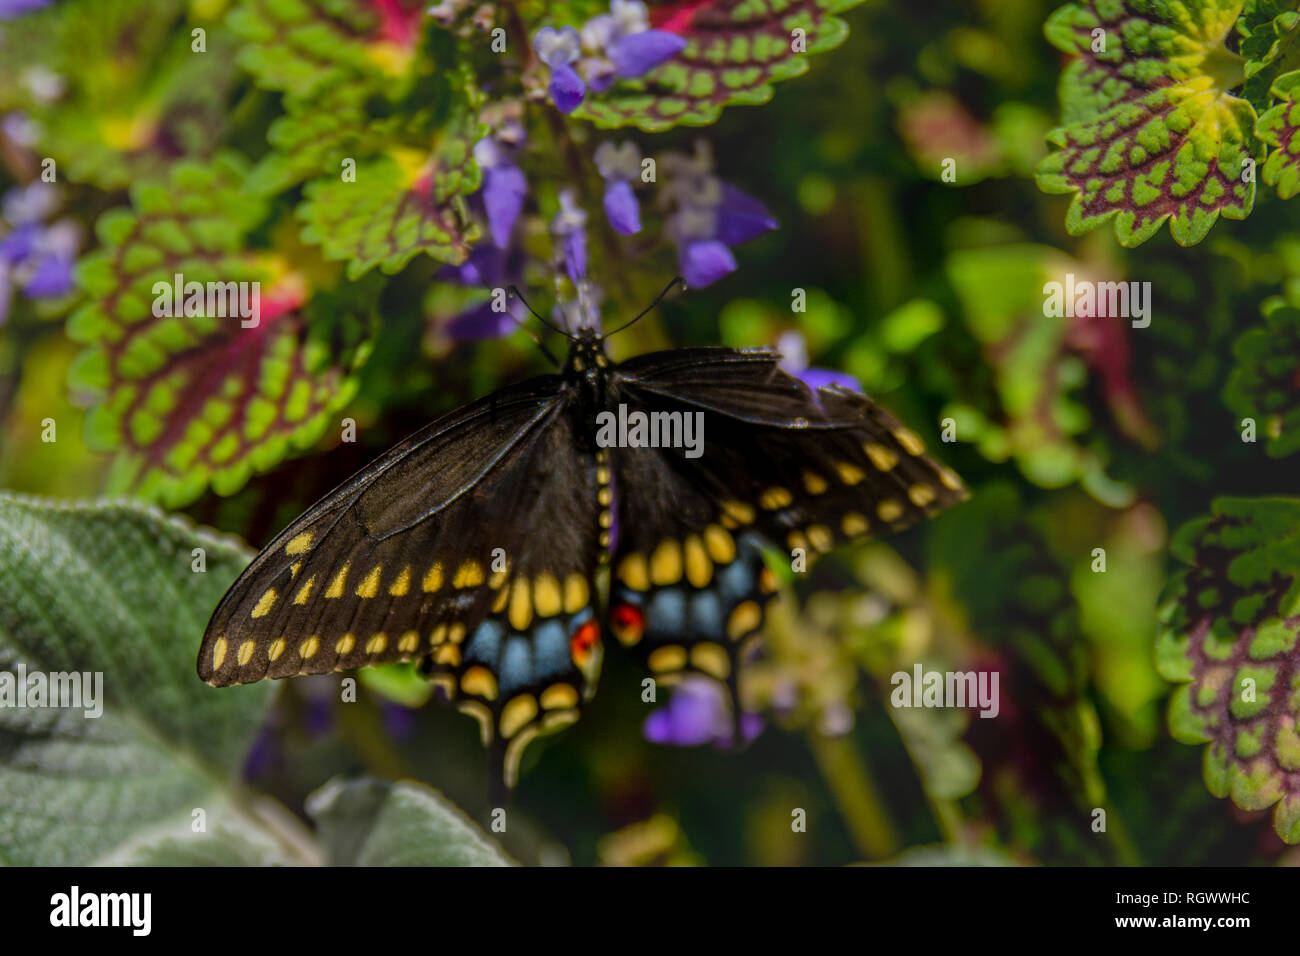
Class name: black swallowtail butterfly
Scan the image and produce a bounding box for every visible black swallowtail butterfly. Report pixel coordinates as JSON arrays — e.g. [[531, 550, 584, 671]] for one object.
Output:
[[198, 283, 967, 793]]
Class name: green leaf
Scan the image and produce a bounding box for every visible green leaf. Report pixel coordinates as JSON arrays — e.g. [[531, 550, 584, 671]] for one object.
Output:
[[1258, 69, 1300, 197], [1239, 2, 1300, 109], [1156, 497, 1300, 844], [305, 778, 513, 866], [0, 493, 281, 866], [574, 0, 866, 131], [0, 0, 239, 189], [1223, 304, 1300, 456], [298, 147, 481, 278], [68, 155, 371, 508], [1037, 0, 1258, 247], [943, 245, 1130, 500]]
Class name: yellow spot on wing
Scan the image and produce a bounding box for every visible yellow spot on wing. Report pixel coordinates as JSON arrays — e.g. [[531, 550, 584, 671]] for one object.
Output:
[[564, 574, 589, 614], [397, 630, 419, 653], [877, 499, 904, 522], [448, 622, 466, 644], [237, 640, 255, 666], [807, 525, 833, 552], [704, 525, 735, 564], [720, 500, 754, 527], [454, 559, 484, 588], [300, 636, 320, 659], [435, 643, 461, 666], [389, 566, 411, 596], [509, 578, 533, 631], [431, 623, 448, 645], [648, 645, 687, 672], [356, 565, 383, 598], [759, 487, 793, 510], [422, 562, 443, 592], [937, 466, 963, 491], [908, 484, 936, 507], [336, 633, 356, 655], [325, 563, 350, 598], [893, 427, 925, 456], [691, 642, 730, 678], [461, 666, 499, 701], [842, 512, 869, 537], [684, 535, 712, 587], [365, 633, 387, 654], [802, 470, 828, 494], [293, 575, 315, 605], [650, 539, 683, 586], [251, 588, 278, 618], [787, 530, 808, 553], [728, 601, 762, 640], [285, 532, 314, 555], [268, 638, 286, 662], [500, 694, 538, 738], [836, 461, 865, 485], [533, 573, 563, 617], [617, 552, 650, 591], [541, 683, 579, 710], [212, 637, 227, 670], [864, 443, 898, 472]]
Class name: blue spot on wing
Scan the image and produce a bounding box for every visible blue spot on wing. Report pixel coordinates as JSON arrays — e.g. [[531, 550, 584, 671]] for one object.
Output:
[[499, 636, 533, 696], [466, 619, 504, 666], [647, 589, 687, 634], [689, 589, 724, 637], [533, 620, 570, 680]]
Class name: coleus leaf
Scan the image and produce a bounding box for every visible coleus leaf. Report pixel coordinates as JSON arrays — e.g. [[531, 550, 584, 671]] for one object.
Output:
[[228, 0, 427, 101], [1239, 1, 1300, 109], [574, 0, 866, 131], [66, 156, 372, 508], [297, 141, 482, 278], [1157, 497, 1300, 844], [1037, 0, 1258, 247], [0, 0, 238, 189], [1258, 69, 1300, 197], [1223, 304, 1300, 456]]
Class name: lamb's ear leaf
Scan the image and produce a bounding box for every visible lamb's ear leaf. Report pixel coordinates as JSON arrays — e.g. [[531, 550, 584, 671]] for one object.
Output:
[[0, 494, 285, 866], [1037, 0, 1258, 247], [574, 0, 866, 132], [306, 778, 513, 866], [1222, 303, 1300, 456], [1157, 497, 1300, 844]]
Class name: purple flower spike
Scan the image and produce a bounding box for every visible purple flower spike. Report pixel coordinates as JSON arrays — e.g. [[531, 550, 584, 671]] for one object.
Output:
[[609, 29, 687, 78], [534, 26, 586, 113], [643, 676, 763, 748], [22, 251, 73, 298], [594, 141, 643, 235], [715, 184, 778, 247], [481, 165, 527, 248], [0, 0, 51, 20], [777, 330, 862, 397], [551, 189, 589, 284], [679, 239, 736, 288]]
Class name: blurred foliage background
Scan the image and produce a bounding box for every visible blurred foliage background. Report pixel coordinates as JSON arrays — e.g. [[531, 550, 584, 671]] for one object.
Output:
[[3, 0, 1300, 866]]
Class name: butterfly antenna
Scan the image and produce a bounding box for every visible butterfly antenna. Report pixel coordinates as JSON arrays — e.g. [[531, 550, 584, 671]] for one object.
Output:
[[504, 307, 561, 368], [507, 284, 572, 340], [606, 276, 688, 337]]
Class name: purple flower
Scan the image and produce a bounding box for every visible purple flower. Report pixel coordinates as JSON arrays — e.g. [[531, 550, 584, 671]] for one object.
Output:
[[777, 330, 862, 394], [382, 701, 417, 739], [473, 127, 528, 249], [0, 183, 79, 325], [436, 244, 530, 341], [534, 26, 585, 113], [644, 676, 763, 748], [594, 141, 643, 235], [551, 188, 588, 284], [661, 143, 777, 288], [582, 1, 686, 80], [0, 0, 52, 20]]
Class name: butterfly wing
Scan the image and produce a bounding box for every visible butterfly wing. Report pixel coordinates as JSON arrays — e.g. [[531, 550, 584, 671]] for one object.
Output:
[[199, 374, 605, 787], [604, 347, 965, 701]]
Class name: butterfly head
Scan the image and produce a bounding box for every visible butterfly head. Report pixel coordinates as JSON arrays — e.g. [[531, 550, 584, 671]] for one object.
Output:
[[563, 327, 610, 379]]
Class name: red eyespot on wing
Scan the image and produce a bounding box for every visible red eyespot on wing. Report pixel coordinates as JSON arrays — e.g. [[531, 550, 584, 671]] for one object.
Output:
[[570, 619, 600, 664], [610, 603, 644, 646]]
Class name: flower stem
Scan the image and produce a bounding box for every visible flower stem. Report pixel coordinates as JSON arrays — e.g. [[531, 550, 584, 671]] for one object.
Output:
[[806, 729, 901, 861]]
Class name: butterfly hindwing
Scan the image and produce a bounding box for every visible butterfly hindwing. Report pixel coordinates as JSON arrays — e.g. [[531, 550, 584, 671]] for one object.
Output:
[[606, 347, 966, 702]]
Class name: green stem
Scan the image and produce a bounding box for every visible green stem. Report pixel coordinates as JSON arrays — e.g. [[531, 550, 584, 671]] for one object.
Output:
[[806, 730, 901, 861]]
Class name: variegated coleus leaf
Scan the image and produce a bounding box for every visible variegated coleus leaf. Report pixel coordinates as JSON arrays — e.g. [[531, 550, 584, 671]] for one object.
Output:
[[0, 0, 238, 189], [1157, 497, 1300, 843], [574, 0, 865, 131], [1239, 1, 1300, 109], [1222, 304, 1300, 456], [66, 156, 373, 508], [1037, 0, 1258, 247], [1258, 69, 1300, 197]]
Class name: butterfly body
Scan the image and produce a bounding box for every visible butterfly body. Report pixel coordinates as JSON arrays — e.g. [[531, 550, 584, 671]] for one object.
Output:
[[199, 328, 966, 789]]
